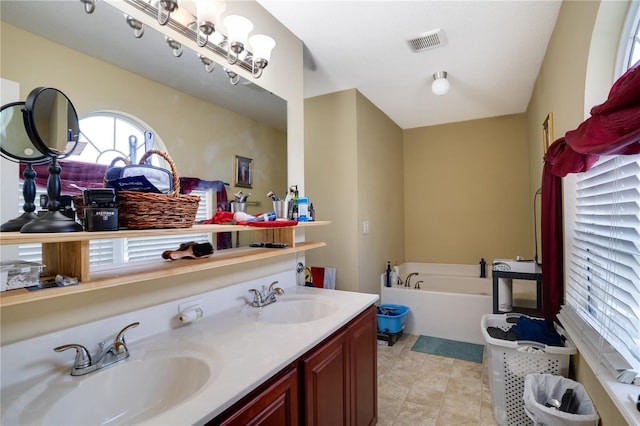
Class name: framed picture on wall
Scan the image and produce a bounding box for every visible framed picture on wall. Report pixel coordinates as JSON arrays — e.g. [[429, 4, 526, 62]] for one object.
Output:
[[542, 112, 554, 154], [234, 155, 253, 188]]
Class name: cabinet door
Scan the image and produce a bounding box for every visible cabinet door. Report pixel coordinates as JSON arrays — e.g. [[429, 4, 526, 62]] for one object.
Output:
[[303, 329, 349, 426], [215, 367, 299, 426], [349, 305, 377, 426]]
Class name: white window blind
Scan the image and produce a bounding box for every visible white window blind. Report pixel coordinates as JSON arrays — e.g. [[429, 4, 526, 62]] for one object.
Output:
[[566, 154, 640, 369]]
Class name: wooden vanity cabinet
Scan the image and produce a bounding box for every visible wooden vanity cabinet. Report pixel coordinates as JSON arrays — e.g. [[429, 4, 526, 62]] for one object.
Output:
[[213, 367, 299, 426], [302, 304, 377, 426], [302, 328, 350, 425], [209, 305, 377, 426], [348, 305, 378, 426]]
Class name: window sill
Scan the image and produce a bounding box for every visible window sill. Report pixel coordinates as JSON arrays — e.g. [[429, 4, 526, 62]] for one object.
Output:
[[558, 308, 640, 425]]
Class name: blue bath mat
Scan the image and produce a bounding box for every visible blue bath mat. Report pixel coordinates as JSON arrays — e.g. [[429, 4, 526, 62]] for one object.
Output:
[[411, 335, 484, 363]]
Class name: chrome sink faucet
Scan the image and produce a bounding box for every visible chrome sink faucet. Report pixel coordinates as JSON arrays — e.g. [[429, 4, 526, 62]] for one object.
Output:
[[54, 322, 139, 376], [248, 281, 285, 307], [405, 272, 419, 288]]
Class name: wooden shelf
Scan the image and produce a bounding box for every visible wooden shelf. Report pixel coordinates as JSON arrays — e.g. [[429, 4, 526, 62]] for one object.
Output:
[[0, 221, 331, 245], [0, 221, 330, 308]]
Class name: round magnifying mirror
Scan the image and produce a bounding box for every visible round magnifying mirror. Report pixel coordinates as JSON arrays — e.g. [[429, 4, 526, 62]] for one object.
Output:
[[23, 87, 80, 158], [0, 102, 48, 232], [1, 102, 48, 162], [20, 87, 83, 233]]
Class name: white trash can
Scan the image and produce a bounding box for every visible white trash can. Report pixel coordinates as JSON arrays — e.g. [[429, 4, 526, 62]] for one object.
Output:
[[523, 374, 599, 426]]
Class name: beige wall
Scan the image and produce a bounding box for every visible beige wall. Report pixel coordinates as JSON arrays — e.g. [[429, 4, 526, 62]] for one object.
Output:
[[403, 114, 532, 264], [304, 89, 404, 294], [0, 0, 304, 345], [525, 1, 630, 424]]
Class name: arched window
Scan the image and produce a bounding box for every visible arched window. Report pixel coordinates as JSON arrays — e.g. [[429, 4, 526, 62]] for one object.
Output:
[[618, 0, 640, 74], [74, 111, 170, 171]]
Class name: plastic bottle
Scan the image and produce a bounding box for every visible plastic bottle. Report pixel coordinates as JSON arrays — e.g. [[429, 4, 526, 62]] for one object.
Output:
[[391, 264, 399, 286], [480, 258, 487, 278], [309, 203, 315, 221], [385, 261, 392, 287]]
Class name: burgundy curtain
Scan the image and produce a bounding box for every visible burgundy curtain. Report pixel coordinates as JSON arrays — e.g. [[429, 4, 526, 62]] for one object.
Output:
[[541, 62, 640, 319], [541, 146, 564, 320]]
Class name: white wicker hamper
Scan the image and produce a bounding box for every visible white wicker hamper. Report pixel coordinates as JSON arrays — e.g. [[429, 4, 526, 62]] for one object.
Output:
[[481, 314, 577, 426]]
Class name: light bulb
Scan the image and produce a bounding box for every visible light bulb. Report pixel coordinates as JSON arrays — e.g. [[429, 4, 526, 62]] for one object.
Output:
[[431, 71, 450, 96], [224, 15, 253, 49], [249, 34, 276, 63]]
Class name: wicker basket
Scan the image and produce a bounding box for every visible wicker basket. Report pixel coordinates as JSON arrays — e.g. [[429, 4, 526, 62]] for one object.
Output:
[[116, 150, 200, 229]]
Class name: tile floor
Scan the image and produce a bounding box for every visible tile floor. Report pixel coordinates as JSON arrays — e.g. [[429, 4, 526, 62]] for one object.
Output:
[[377, 333, 499, 426]]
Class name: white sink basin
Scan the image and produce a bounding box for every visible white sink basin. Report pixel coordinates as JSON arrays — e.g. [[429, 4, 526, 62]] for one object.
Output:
[[3, 355, 212, 426], [244, 296, 339, 324]]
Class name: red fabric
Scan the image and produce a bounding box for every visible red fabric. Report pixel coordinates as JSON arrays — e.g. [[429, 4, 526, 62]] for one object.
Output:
[[246, 220, 298, 228], [541, 62, 640, 320], [548, 62, 640, 177], [310, 267, 325, 289], [541, 158, 564, 320]]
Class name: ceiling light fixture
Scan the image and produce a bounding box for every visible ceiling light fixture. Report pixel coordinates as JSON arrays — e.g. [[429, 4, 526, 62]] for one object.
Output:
[[90, 0, 276, 84], [431, 71, 450, 96]]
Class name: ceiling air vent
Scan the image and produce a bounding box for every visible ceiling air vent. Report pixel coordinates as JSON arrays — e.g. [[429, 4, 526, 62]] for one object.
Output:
[[407, 29, 446, 52]]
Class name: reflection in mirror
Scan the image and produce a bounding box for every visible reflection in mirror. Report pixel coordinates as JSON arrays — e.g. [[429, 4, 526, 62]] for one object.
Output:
[[1, 1, 286, 129], [0, 102, 47, 231], [1, 1, 287, 237], [21, 88, 83, 233]]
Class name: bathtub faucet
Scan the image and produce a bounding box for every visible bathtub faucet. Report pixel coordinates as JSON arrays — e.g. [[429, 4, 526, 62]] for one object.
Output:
[[405, 272, 419, 288], [415, 280, 423, 289]]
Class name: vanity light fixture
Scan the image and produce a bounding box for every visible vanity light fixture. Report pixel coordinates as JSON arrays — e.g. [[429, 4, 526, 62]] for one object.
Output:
[[195, 0, 226, 47], [125, 15, 145, 39], [249, 34, 276, 78], [431, 71, 450, 96], [199, 54, 215, 73], [157, 0, 178, 25], [165, 36, 183, 57], [81, 0, 96, 14], [223, 15, 253, 65], [82, 0, 276, 83], [225, 68, 240, 86]]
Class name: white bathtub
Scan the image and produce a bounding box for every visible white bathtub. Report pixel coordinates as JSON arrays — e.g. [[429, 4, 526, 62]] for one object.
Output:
[[380, 263, 493, 344]]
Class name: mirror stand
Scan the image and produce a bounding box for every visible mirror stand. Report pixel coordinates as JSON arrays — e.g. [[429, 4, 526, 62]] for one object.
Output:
[[0, 163, 39, 231], [21, 157, 83, 233]]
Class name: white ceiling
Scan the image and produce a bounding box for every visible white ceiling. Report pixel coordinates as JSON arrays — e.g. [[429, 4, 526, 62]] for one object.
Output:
[[258, 0, 562, 129], [1, 1, 562, 131]]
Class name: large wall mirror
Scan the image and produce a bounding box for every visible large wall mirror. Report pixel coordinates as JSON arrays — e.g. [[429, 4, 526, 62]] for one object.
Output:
[[1, 0, 287, 208]]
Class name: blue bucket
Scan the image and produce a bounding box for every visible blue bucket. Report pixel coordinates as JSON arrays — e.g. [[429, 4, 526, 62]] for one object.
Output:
[[377, 304, 410, 334]]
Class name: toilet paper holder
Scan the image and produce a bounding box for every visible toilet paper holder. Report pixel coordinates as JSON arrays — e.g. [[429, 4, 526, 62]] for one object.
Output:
[[178, 299, 204, 324]]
